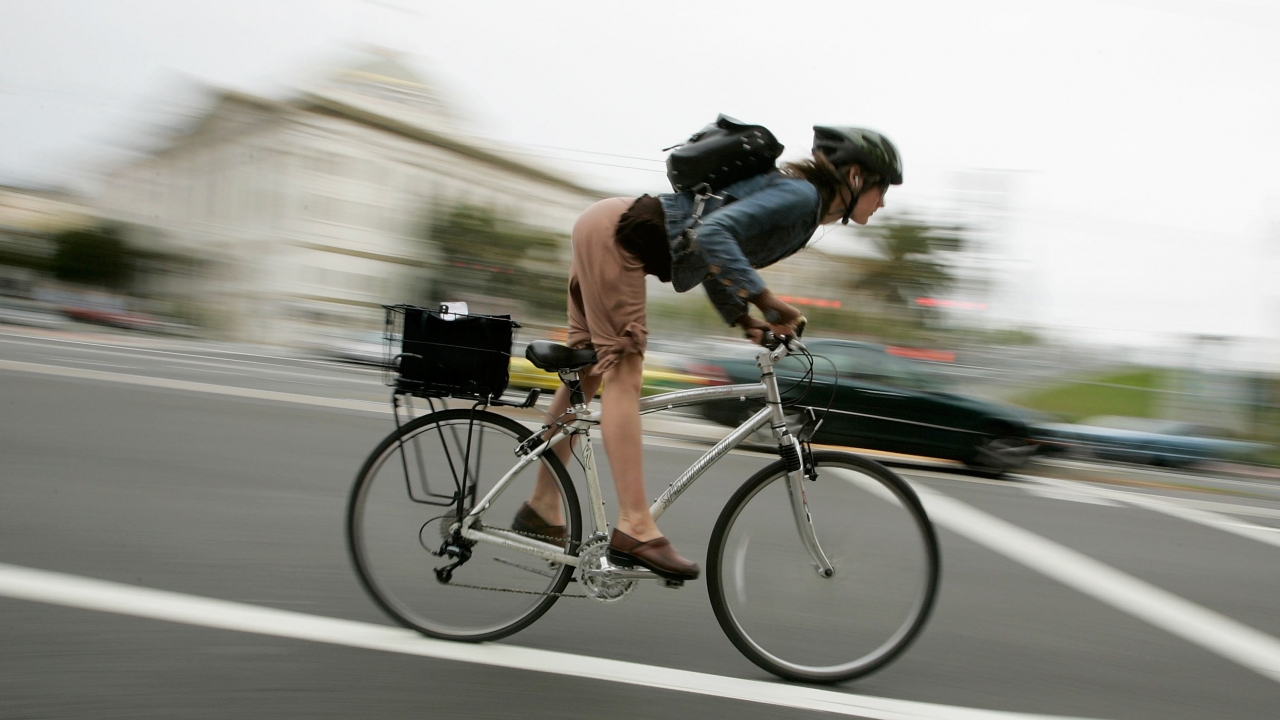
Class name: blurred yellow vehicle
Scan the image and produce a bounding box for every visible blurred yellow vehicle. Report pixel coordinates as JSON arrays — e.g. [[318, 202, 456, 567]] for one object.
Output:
[[507, 356, 562, 392]]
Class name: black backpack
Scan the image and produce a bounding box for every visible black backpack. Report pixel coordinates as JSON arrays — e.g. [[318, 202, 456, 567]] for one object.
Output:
[[665, 114, 784, 194]]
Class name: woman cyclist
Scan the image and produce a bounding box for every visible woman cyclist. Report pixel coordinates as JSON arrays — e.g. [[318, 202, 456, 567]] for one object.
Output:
[[516, 126, 903, 580]]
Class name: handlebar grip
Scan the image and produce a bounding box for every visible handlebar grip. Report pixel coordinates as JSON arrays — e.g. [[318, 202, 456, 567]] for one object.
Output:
[[760, 325, 808, 350]]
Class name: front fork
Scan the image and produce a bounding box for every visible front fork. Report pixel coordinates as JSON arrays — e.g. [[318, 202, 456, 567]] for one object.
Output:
[[761, 361, 835, 578], [781, 436, 835, 577]]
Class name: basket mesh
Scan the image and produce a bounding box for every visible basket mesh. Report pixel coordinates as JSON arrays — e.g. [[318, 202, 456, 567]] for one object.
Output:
[[383, 304, 519, 401]]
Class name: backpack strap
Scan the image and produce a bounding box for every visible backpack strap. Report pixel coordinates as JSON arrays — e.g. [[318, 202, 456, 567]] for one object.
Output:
[[680, 184, 720, 248]]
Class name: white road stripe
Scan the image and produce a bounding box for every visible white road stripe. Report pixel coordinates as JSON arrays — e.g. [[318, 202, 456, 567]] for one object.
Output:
[[1036, 458, 1280, 496], [0, 358, 388, 414], [1040, 490, 1280, 521], [915, 487, 1280, 684], [0, 562, 1102, 720], [1018, 475, 1280, 549], [1151, 496, 1280, 521], [1019, 484, 1121, 507]]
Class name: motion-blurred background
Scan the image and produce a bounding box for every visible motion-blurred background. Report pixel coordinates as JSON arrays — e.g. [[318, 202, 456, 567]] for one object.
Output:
[[2, 0, 1278, 468]]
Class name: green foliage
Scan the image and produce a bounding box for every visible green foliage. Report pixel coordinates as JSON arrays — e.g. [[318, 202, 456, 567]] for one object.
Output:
[[0, 240, 52, 272], [52, 225, 134, 288], [1013, 369, 1166, 422], [425, 204, 568, 318], [853, 215, 963, 319]]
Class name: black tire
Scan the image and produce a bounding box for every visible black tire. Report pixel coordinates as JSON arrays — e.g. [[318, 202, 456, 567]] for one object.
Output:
[[347, 408, 581, 642], [965, 435, 1036, 478], [707, 451, 940, 683]]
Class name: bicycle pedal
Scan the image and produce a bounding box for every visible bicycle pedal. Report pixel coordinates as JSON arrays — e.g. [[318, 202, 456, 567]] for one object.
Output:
[[661, 579, 684, 589]]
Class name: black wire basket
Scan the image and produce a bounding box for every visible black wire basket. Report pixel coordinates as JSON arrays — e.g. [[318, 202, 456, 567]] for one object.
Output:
[[383, 304, 520, 402]]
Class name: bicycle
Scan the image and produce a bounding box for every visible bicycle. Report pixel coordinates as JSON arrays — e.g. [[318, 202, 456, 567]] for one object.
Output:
[[347, 305, 940, 684]]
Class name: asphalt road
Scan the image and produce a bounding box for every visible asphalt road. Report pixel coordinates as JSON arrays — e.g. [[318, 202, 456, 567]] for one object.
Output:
[[2, 327, 1279, 719]]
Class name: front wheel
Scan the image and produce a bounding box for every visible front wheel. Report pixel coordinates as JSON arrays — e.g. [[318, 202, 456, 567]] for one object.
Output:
[[707, 451, 940, 683]]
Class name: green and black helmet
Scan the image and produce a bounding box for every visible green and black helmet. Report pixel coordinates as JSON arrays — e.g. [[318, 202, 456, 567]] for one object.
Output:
[[812, 126, 903, 186]]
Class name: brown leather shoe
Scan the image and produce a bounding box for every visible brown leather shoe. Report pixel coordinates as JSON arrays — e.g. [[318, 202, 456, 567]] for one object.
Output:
[[608, 529, 700, 581], [511, 502, 566, 545]]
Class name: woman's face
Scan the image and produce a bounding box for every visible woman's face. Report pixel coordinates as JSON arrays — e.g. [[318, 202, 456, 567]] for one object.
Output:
[[822, 166, 888, 225], [849, 184, 886, 225]]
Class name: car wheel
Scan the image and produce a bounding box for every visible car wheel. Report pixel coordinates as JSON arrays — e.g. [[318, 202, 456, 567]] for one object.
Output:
[[966, 436, 1037, 478]]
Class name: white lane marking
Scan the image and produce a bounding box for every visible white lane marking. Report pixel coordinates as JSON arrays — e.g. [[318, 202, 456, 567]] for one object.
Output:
[[1017, 475, 1280, 550], [1019, 484, 1122, 507], [0, 563, 1104, 720], [1064, 492, 1280, 521], [915, 487, 1280, 684], [0, 358, 388, 415], [1036, 458, 1280, 496]]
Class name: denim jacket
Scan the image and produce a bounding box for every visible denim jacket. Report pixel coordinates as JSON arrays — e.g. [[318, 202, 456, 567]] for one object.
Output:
[[658, 172, 822, 325]]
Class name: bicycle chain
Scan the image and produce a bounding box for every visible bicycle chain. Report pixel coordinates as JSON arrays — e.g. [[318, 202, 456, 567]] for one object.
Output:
[[436, 524, 590, 599], [438, 580, 589, 599]]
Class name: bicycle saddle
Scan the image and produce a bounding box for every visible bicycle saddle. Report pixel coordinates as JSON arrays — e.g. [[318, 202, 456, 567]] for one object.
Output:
[[524, 341, 598, 371]]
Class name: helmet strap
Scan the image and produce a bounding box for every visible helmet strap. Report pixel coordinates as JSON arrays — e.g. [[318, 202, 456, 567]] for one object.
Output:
[[840, 175, 860, 225]]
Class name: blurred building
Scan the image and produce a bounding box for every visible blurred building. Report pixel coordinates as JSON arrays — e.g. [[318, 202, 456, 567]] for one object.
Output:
[[94, 51, 605, 344]]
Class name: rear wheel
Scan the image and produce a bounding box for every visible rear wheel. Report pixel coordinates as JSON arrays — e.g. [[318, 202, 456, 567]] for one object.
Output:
[[347, 409, 581, 642], [707, 451, 940, 683]]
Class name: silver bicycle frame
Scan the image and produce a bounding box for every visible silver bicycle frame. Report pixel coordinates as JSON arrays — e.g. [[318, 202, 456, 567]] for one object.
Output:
[[459, 341, 833, 575]]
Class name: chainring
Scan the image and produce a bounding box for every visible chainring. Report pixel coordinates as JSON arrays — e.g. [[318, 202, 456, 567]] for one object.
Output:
[[577, 537, 635, 603]]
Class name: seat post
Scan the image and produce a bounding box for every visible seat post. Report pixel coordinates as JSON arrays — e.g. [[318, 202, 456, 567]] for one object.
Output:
[[559, 369, 589, 412]]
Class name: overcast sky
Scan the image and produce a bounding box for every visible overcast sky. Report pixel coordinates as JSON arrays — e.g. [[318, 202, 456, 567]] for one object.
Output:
[[2, 0, 1279, 354]]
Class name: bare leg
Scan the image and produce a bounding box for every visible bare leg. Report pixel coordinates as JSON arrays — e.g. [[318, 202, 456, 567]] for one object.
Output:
[[528, 374, 602, 524], [529, 353, 658, 542], [600, 353, 660, 541]]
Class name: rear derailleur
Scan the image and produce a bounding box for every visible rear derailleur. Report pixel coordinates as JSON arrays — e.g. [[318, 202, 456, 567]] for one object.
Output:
[[433, 532, 474, 584]]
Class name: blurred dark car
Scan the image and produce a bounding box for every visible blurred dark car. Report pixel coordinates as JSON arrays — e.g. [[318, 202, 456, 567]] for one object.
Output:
[[1033, 416, 1271, 468], [695, 338, 1037, 475]]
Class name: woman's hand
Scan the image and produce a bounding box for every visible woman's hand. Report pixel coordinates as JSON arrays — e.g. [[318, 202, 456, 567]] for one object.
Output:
[[736, 315, 773, 345], [750, 289, 803, 339]]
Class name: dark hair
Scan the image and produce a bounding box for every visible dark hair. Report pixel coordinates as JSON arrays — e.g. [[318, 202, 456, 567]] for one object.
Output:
[[780, 153, 884, 217]]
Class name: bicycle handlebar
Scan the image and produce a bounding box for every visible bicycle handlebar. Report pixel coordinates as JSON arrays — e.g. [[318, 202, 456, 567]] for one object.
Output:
[[760, 315, 808, 352]]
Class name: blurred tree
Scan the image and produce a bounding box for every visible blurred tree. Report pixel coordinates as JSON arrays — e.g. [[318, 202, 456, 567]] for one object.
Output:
[[52, 225, 135, 289], [424, 204, 568, 318], [852, 215, 963, 324]]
